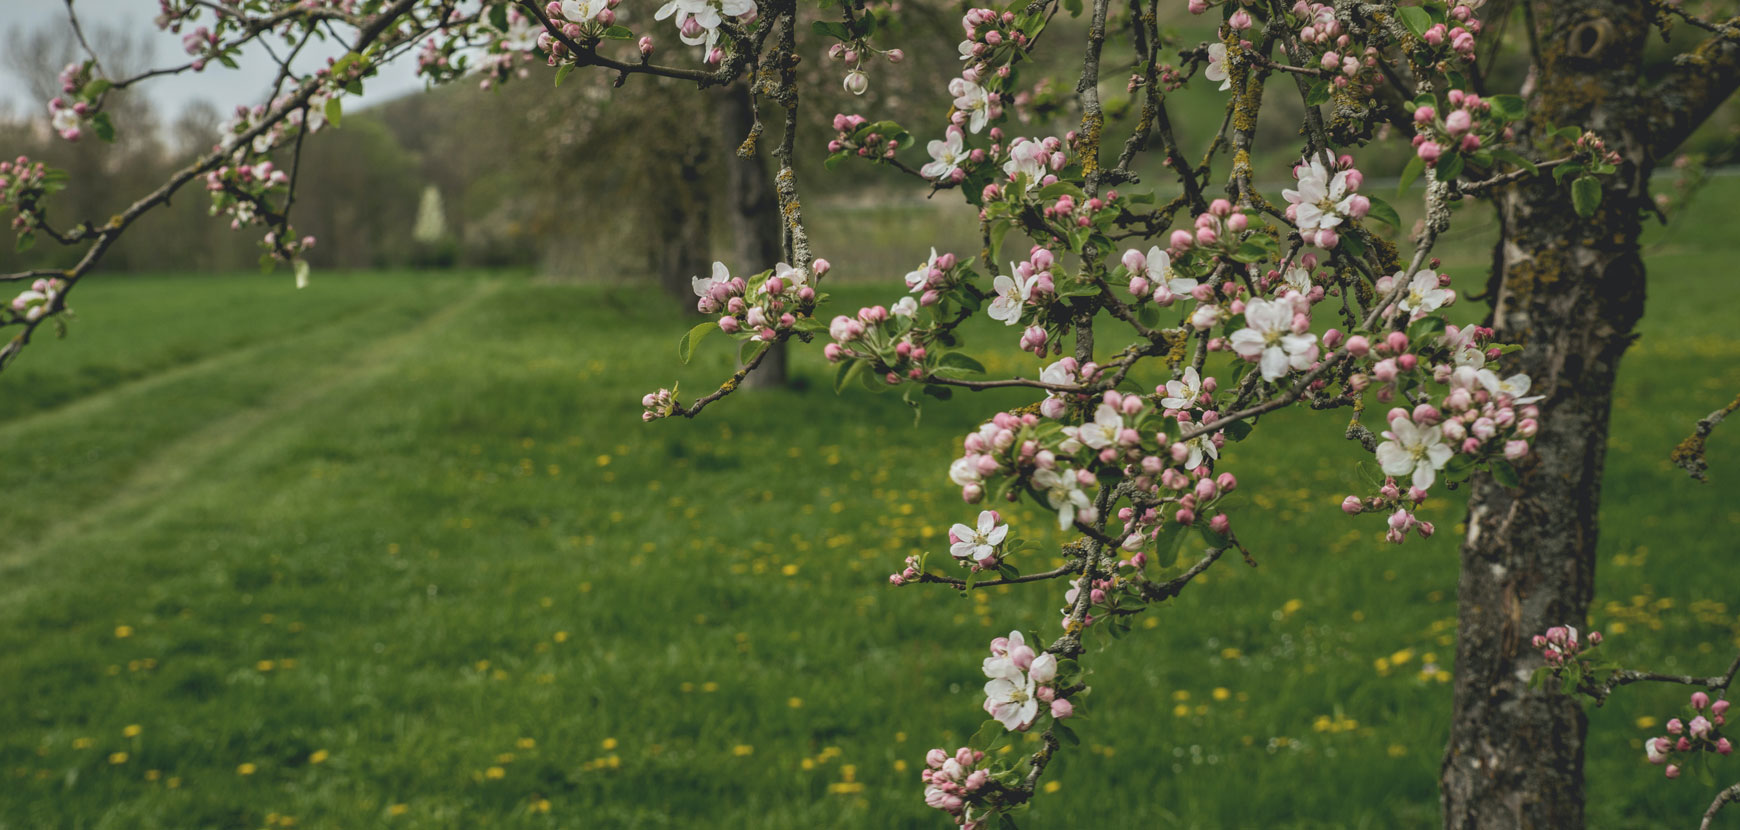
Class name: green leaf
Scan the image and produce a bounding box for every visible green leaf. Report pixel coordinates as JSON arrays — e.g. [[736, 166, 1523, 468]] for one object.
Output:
[[90, 112, 115, 143], [601, 25, 633, 39], [810, 20, 852, 40], [1571, 175, 1602, 218], [1305, 80, 1331, 107], [1052, 722, 1080, 746], [1364, 195, 1401, 228], [1490, 460, 1521, 488], [1487, 94, 1526, 122], [677, 321, 717, 364], [488, 3, 509, 31], [293, 259, 311, 289], [1230, 240, 1271, 264], [969, 719, 1007, 749], [1398, 155, 1425, 195], [1036, 181, 1086, 201], [1137, 303, 1161, 328], [554, 63, 575, 87], [82, 78, 112, 98], [1491, 148, 1538, 177], [15, 231, 34, 253], [1437, 152, 1464, 183], [324, 96, 343, 129], [1397, 6, 1431, 38], [935, 352, 986, 375], [834, 360, 864, 394]]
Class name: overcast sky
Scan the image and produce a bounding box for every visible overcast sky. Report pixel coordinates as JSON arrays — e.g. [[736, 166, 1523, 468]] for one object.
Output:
[[0, 0, 426, 123]]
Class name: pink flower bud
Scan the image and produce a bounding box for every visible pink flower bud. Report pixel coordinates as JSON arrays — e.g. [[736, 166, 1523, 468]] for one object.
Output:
[[1695, 692, 1713, 711], [1050, 698, 1074, 719]]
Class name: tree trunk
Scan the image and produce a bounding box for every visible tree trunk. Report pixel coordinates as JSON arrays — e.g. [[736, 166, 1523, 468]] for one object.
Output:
[[718, 82, 788, 389], [1441, 4, 1653, 826], [655, 132, 711, 302]]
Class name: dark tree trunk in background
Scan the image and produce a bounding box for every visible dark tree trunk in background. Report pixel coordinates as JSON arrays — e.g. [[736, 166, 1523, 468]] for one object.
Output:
[[1442, 3, 1667, 825], [656, 132, 711, 303], [718, 83, 788, 389]]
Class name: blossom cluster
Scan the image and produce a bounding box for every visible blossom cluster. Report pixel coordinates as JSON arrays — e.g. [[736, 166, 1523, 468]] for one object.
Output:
[[921, 746, 991, 827], [1281, 157, 1370, 249], [692, 260, 821, 342], [8, 278, 66, 324], [1645, 692, 1733, 779]]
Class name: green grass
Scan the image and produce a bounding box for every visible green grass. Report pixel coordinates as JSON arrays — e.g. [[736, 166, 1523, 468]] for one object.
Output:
[[0, 187, 1738, 829]]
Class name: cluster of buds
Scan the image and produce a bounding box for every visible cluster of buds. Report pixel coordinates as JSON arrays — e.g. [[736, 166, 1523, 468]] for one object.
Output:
[[1572, 131, 1624, 169], [713, 262, 817, 342], [639, 387, 678, 422], [1291, 1, 1342, 43], [827, 40, 902, 97], [47, 62, 99, 142], [1341, 477, 1435, 542], [0, 156, 59, 238], [204, 161, 289, 231], [1419, 5, 1482, 64], [8, 278, 66, 324], [1533, 625, 1599, 666], [902, 248, 965, 305], [1646, 691, 1732, 779], [260, 229, 316, 264], [1129, 63, 1189, 95], [888, 554, 923, 585], [1039, 186, 1112, 233], [181, 25, 218, 59], [1412, 89, 1502, 163], [827, 113, 902, 161], [948, 410, 1047, 504], [958, 7, 1028, 68], [824, 302, 933, 384], [995, 134, 1066, 193], [1038, 357, 1099, 419], [921, 746, 991, 826]]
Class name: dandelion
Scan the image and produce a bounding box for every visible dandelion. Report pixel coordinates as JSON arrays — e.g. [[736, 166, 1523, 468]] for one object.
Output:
[[108, 752, 129, 764], [114, 625, 133, 638], [732, 744, 754, 756], [601, 737, 618, 751], [238, 762, 257, 775], [309, 749, 330, 764], [485, 766, 506, 779], [122, 725, 142, 738]]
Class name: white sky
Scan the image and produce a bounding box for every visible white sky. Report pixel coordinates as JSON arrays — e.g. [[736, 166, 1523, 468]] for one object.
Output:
[[0, 0, 426, 122]]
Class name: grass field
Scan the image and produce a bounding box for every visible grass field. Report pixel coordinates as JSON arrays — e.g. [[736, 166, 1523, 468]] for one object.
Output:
[[1, 186, 1739, 829]]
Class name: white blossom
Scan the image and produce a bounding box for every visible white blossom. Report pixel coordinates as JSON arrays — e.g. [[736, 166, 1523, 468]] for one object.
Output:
[[921, 127, 967, 181], [1376, 416, 1454, 491], [1161, 366, 1204, 410], [1205, 43, 1231, 91], [1228, 297, 1317, 382], [950, 510, 1009, 563]]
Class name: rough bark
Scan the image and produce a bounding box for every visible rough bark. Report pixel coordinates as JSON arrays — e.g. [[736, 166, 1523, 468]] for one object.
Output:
[[718, 82, 788, 388], [655, 131, 712, 302], [1441, 3, 1654, 826]]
